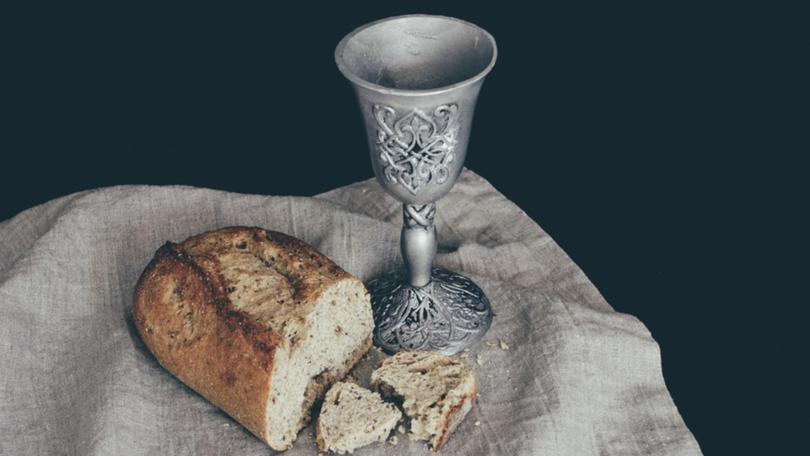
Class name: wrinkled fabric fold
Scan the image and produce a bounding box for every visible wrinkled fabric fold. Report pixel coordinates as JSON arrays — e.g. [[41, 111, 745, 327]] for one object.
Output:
[[0, 170, 701, 455]]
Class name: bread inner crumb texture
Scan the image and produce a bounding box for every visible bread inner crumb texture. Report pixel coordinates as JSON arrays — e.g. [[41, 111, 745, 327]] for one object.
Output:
[[317, 382, 402, 454], [265, 281, 371, 448], [372, 351, 476, 447]]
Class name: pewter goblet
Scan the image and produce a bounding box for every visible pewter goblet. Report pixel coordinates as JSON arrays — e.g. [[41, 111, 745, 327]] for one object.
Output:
[[336, 15, 497, 355]]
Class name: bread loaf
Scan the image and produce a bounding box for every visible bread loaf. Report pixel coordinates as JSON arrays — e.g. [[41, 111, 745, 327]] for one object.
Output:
[[371, 351, 477, 451], [133, 227, 373, 451], [315, 381, 402, 454]]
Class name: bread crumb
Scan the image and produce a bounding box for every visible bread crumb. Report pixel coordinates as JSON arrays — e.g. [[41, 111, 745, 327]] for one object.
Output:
[[476, 354, 484, 365], [398, 425, 406, 434], [223, 423, 230, 427], [485, 340, 498, 348], [318, 382, 402, 453], [375, 351, 475, 451], [499, 339, 510, 350], [388, 435, 398, 445], [475, 421, 481, 427]]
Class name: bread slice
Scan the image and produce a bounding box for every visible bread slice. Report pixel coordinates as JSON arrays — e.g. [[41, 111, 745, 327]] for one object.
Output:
[[316, 382, 402, 454], [371, 352, 477, 451], [133, 227, 373, 451]]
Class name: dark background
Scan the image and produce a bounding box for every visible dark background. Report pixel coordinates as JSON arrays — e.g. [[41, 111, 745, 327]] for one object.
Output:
[[3, 1, 806, 454]]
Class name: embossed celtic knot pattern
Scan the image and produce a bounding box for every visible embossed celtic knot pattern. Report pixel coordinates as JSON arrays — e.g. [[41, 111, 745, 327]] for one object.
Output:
[[374, 104, 459, 194], [367, 268, 493, 354], [403, 203, 436, 230]]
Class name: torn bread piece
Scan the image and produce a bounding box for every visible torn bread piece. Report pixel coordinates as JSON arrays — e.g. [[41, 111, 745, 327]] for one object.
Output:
[[316, 382, 402, 454], [371, 351, 478, 451]]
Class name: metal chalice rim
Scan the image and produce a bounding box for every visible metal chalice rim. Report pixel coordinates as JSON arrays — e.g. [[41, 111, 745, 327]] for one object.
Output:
[[334, 14, 498, 97]]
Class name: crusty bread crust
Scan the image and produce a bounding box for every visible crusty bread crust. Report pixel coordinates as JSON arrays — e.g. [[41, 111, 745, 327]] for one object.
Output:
[[132, 227, 369, 447], [433, 376, 478, 451]]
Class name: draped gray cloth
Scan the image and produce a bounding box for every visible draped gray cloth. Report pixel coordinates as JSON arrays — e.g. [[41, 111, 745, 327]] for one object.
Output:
[[0, 170, 701, 455]]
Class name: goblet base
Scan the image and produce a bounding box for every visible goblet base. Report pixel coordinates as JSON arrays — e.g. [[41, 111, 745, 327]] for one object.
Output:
[[366, 267, 493, 355]]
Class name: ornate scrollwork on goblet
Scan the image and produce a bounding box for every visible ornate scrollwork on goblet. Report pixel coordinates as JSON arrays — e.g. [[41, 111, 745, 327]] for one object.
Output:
[[374, 104, 458, 195], [367, 267, 494, 354]]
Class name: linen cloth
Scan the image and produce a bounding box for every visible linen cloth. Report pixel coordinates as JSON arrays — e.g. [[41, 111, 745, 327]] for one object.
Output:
[[0, 170, 701, 455]]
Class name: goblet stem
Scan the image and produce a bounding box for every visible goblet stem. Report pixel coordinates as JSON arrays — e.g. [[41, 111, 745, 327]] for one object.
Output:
[[401, 203, 437, 287]]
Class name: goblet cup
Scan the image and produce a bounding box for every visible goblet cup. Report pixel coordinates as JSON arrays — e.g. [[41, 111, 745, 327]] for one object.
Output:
[[335, 15, 497, 355]]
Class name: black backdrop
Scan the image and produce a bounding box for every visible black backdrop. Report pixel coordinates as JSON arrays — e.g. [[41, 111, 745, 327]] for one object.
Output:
[[3, 2, 806, 454]]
